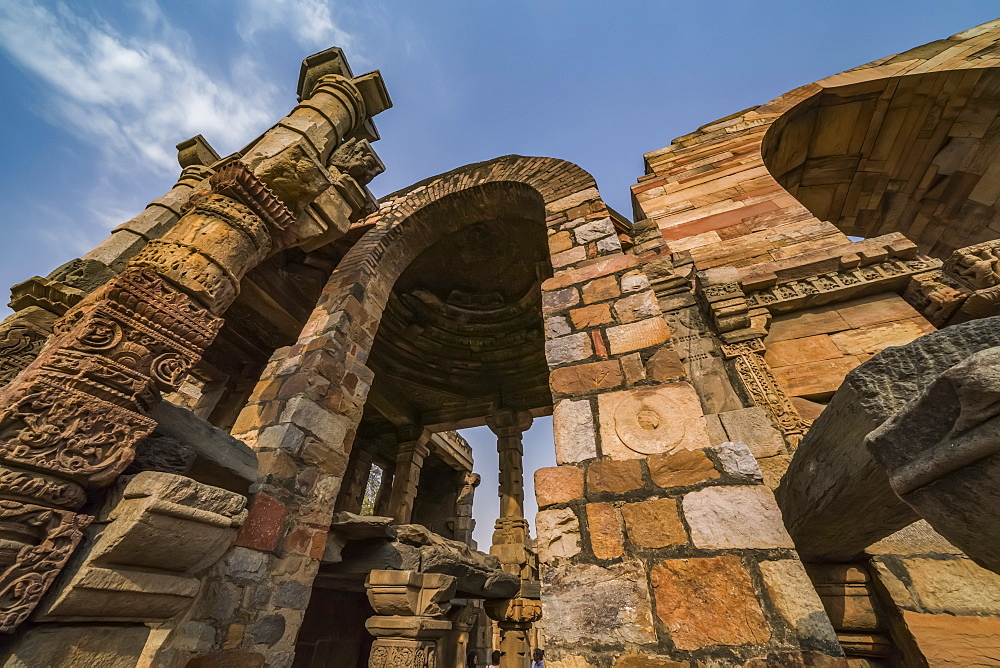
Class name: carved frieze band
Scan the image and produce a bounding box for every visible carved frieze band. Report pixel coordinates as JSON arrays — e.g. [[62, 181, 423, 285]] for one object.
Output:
[[745, 257, 941, 311], [210, 160, 297, 245], [721, 339, 810, 446]]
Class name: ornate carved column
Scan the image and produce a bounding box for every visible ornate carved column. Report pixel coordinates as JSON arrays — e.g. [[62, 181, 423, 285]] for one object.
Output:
[[0, 161, 295, 633], [484, 598, 542, 668], [387, 432, 432, 524], [454, 472, 480, 546], [365, 570, 456, 668], [486, 411, 533, 579], [720, 339, 811, 447]]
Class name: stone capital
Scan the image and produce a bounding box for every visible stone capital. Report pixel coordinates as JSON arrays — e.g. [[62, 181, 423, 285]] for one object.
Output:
[[486, 410, 533, 439]]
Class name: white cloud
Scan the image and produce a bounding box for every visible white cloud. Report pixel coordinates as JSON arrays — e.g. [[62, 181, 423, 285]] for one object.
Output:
[[0, 0, 281, 174], [238, 0, 357, 53]]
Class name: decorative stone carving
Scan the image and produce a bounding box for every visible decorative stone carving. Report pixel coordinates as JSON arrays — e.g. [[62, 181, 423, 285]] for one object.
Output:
[[365, 570, 456, 668], [484, 597, 543, 668], [720, 339, 811, 446], [902, 270, 970, 327], [945, 240, 1000, 290], [36, 471, 247, 623], [329, 137, 386, 186], [597, 384, 711, 459]]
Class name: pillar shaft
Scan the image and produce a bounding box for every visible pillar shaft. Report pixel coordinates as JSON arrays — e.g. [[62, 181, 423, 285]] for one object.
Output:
[[387, 437, 431, 524]]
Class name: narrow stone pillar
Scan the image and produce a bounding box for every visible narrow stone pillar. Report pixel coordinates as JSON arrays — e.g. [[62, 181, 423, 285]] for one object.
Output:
[[486, 411, 533, 578], [454, 472, 481, 546], [365, 570, 456, 668], [387, 432, 431, 524], [484, 598, 542, 668]]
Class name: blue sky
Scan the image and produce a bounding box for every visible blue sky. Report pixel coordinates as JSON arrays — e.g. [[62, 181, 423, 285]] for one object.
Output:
[[0, 1, 997, 546]]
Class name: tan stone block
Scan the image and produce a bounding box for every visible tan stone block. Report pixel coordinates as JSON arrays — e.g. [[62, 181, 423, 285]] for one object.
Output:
[[606, 317, 671, 355], [613, 654, 685, 668], [597, 384, 710, 460], [612, 291, 660, 324], [763, 334, 843, 368], [549, 230, 574, 254], [900, 611, 1000, 667], [717, 407, 786, 458], [586, 502, 625, 559], [757, 454, 791, 489], [570, 303, 614, 329], [536, 508, 582, 562], [829, 316, 935, 356], [587, 459, 643, 494], [621, 498, 687, 548], [545, 332, 594, 366], [865, 520, 962, 556], [791, 396, 826, 421], [648, 449, 720, 488], [535, 466, 584, 507], [645, 348, 686, 381], [772, 355, 861, 399], [553, 398, 598, 464], [901, 557, 1000, 615], [542, 561, 656, 644], [649, 555, 771, 650], [758, 559, 840, 646], [620, 352, 646, 385], [550, 360, 623, 394], [765, 309, 850, 343], [549, 656, 598, 668], [552, 245, 587, 268], [835, 293, 920, 329], [682, 486, 794, 549], [582, 275, 620, 303]]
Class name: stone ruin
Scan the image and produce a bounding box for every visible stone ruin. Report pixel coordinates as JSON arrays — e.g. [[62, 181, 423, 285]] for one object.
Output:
[[1, 18, 1000, 668]]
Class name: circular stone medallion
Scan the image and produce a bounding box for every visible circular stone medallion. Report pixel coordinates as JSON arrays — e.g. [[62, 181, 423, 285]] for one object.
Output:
[[612, 389, 691, 454]]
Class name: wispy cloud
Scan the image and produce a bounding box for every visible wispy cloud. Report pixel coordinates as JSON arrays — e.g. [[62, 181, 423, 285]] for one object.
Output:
[[237, 0, 357, 53], [0, 1, 280, 174]]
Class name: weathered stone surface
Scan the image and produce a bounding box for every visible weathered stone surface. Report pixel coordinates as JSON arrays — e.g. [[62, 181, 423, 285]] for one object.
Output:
[[764, 334, 843, 368], [0, 626, 150, 667], [829, 317, 934, 356], [536, 508, 582, 562], [717, 407, 786, 458], [550, 360, 623, 394], [772, 355, 861, 399], [647, 449, 720, 488], [777, 316, 1000, 562], [766, 309, 850, 343], [649, 555, 771, 650], [553, 399, 598, 464], [864, 520, 961, 555], [710, 442, 764, 481], [645, 348, 686, 382], [582, 275, 620, 303], [586, 503, 624, 559], [598, 383, 710, 460], [570, 303, 614, 329], [535, 466, 585, 507], [900, 611, 1000, 667], [683, 486, 793, 549], [586, 459, 643, 494], [612, 654, 685, 668], [605, 317, 671, 355], [546, 332, 594, 365], [621, 498, 687, 548], [613, 292, 660, 324], [543, 561, 657, 645], [758, 560, 841, 650], [900, 557, 1000, 615]]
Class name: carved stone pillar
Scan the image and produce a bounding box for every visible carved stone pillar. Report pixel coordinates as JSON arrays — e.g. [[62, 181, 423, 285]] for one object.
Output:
[[720, 339, 811, 447], [365, 570, 456, 668], [484, 598, 542, 668], [0, 162, 295, 633], [448, 605, 480, 668], [387, 433, 431, 524], [454, 472, 480, 546], [486, 411, 533, 579]]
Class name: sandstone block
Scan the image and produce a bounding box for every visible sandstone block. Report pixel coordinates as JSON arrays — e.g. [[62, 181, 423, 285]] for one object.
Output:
[[237, 493, 288, 552], [717, 407, 786, 458], [620, 352, 646, 384], [545, 315, 572, 338], [830, 317, 934, 356], [836, 293, 920, 329], [649, 555, 771, 650], [598, 384, 710, 460], [763, 334, 843, 368], [574, 217, 615, 243], [570, 303, 614, 329], [683, 486, 793, 549], [612, 654, 684, 668], [1, 626, 150, 667], [587, 459, 643, 494], [545, 332, 594, 366], [621, 498, 687, 548], [543, 286, 580, 313], [582, 275, 620, 303], [549, 230, 574, 254], [535, 466, 584, 507], [586, 503, 625, 559], [606, 317, 671, 355], [553, 399, 598, 464], [900, 611, 1000, 667], [620, 270, 651, 293], [758, 560, 840, 649], [765, 309, 850, 343], [612, 292, 660, 324], [536, 508, 582, 562], [542, 561, 657, 645], [550, 360, 623, 394], [773, 355, 861, 399], [552, 245, 587, 268], [645, 348, 686, 381], [900, 557, 1000, 615], [648, 449, 720, 488]]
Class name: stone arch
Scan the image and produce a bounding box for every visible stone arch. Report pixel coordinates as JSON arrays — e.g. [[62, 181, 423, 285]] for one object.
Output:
[[760, 22, 1000, 258]]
